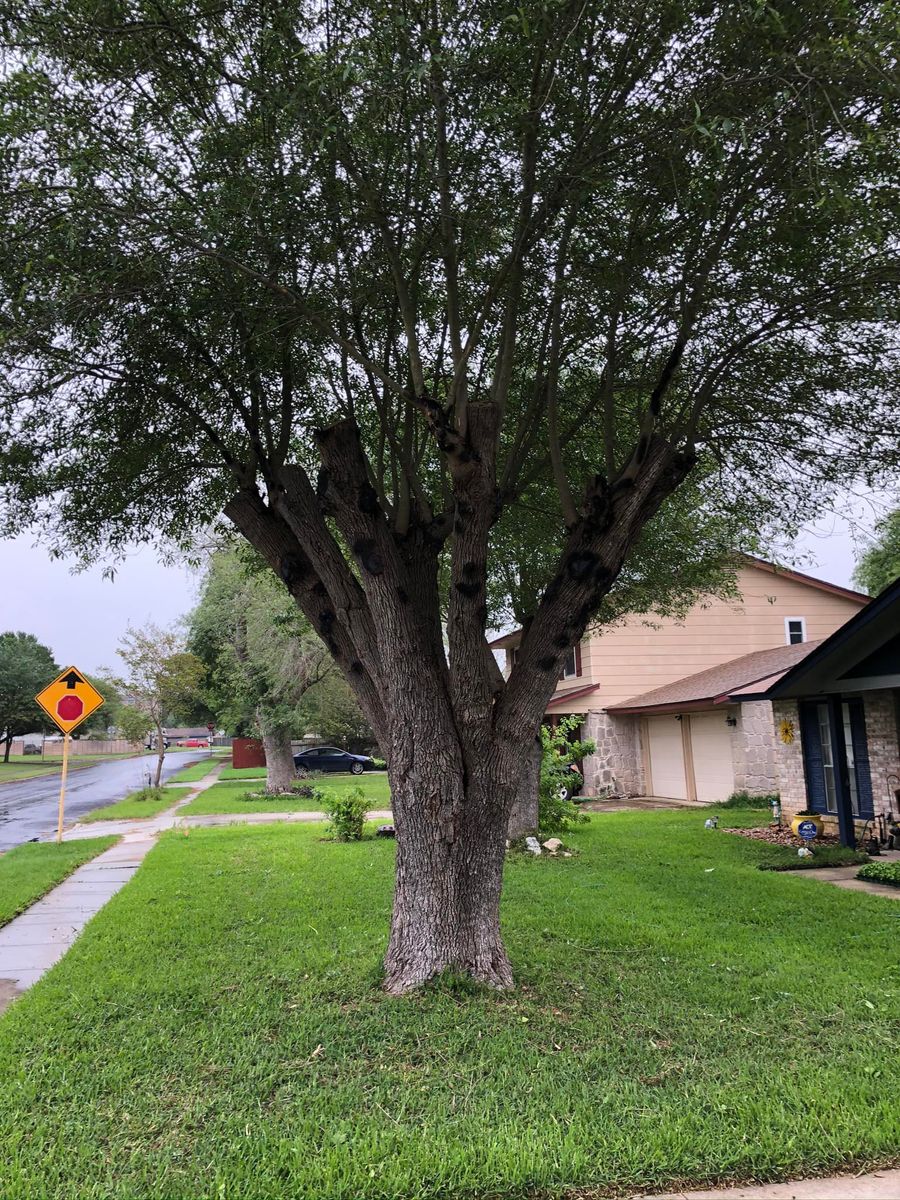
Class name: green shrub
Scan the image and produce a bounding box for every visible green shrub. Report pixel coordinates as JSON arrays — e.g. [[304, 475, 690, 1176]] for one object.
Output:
[[323, 787, 368, 841], [539, 717, 592, 838], [856, 860, 900, 887], [713, 790, 778, 810], [371, 757, 387, 770], [129, 786, 167, 804], [759, 845, 868, 871]]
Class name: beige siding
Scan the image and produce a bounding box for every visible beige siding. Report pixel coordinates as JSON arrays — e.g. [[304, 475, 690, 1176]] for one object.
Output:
[[535, 563, 866, 713]]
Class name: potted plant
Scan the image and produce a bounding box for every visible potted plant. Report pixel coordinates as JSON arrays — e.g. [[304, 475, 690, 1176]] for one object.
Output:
[[790, 809, 825, 840]]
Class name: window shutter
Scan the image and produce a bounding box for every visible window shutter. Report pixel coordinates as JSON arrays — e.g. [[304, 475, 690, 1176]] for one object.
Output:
[[574, 641, 582, 677], [847, 699, 874, 817], [798, 702, 827, 813]]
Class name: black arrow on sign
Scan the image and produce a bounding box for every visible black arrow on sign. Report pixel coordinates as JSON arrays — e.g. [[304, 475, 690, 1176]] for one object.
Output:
[[61, 671, 83, 689]]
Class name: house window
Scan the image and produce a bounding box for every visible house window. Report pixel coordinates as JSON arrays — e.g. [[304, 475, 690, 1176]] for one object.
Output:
[[799, 698, 872, 818], [785, 617, 806, 645], [560, 642, 582, 680]]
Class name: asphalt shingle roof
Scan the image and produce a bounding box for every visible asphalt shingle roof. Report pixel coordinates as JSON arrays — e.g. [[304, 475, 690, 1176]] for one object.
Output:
[[607, 640, 821, 713]]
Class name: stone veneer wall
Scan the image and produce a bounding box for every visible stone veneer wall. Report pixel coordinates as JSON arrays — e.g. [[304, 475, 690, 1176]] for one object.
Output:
[[772, 690, 900, 835], [581, 711, 644, 796], [731, 700, 779, 795]]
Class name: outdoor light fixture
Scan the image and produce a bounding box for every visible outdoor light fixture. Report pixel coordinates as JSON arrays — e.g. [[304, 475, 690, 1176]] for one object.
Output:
[[726, 715, 738, 727]]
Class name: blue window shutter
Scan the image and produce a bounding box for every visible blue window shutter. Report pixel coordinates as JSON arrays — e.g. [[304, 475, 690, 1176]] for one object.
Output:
[[847, 699, 874, 817], [798, 702, 827, 813]]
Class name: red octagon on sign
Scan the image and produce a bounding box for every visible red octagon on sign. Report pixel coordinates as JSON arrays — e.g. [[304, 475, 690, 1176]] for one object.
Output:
[[57, 695, 84, 721]]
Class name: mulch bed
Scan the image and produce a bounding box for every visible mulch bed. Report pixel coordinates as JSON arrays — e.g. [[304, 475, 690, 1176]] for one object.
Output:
[[722, 823, 842, 848]]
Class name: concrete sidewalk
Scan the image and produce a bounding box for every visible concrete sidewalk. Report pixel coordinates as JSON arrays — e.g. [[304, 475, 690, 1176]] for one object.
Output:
[[0, 762, 225, 1013], [644, 1167, 900, 1198]]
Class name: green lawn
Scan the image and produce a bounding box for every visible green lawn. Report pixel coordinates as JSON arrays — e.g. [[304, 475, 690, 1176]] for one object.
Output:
[[0, 837, 117, 927], [218, 765, 268, 779], [179, 781, 339, 815], [179, 773, 391, 816], [0, 809, 897, 1199], [78, 787, 193, 824], [168, 758, 220, 783]]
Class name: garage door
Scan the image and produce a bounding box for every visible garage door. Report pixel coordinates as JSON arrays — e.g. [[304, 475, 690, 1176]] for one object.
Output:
[[689, 711, 735, 803], [646, 716, 688, 799]]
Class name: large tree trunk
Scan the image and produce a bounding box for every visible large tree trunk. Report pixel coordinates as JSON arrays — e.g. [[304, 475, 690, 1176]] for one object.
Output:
[[507, 736, 541, 839], [263, 730, 296, 793], [383, 762, 516, 995]]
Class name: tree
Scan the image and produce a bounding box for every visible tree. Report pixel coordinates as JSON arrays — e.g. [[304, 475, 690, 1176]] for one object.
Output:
[[301, 674, 375, 756], [853, 508, 900, 597], [75, 673, 122, 739], [109, 625, 206, 787], [0, 632, 58, 761], [1, 2, 899, 993], [187, 549, 332, 791]]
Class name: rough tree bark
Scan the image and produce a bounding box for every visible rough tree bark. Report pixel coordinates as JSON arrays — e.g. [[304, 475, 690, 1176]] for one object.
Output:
[[225, 421, 692, 995], [263, 729, 296, 793], [507, 739, 541, 839]]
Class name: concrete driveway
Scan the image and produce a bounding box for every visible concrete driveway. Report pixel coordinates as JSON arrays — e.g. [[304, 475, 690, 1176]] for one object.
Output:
[[0, 750, 198, 851]]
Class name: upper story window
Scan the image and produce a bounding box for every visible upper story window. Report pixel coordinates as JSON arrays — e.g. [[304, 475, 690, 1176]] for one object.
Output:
[[785, 617, 807, 645], [560, 642, 583, 680]]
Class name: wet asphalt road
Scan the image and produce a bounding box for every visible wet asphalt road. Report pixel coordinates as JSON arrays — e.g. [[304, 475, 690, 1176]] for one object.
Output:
[[0, 750, 198, 850]]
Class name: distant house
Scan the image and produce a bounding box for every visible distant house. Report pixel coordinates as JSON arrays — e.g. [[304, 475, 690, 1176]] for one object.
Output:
[[734, 576, 900, 846], [491, 558, 868, 801]]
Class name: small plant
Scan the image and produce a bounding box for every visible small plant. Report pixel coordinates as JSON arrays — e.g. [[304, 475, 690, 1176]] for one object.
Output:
[[856, 861, 900, 888], [712, 790, 778, 810], [538, 717, 592, 837], [323, 787, 368, 841], [371, 757, 387, 770], [131, 786, 166, 804], [289, 780, 322, 800]]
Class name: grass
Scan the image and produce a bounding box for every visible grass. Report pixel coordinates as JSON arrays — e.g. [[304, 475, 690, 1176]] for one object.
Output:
[[758, 844, 870, 871], [77, 787, 193, 824], [0, 808, 898, 1200], [218, 765, 268, 779], [168, 758, 220, 783], [179, 773, 391, 816], [0, 837, 117, 927]]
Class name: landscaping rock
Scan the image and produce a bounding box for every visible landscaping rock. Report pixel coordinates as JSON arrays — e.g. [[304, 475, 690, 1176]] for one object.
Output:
[[542, 838, 562, 853], [524, 836, 542, 855], [375, 824, 395, 838]]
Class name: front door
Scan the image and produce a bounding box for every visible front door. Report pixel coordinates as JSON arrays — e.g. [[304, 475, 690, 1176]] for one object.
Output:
[[799, 697, 874, 819]]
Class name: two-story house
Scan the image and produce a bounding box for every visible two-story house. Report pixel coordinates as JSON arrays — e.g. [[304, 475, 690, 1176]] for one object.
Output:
[[491, 557, 868, 802]]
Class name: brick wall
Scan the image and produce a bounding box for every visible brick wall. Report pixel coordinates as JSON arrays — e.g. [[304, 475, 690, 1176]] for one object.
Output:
[[863, 690, 900, 818], [773, 690, 900, 836]]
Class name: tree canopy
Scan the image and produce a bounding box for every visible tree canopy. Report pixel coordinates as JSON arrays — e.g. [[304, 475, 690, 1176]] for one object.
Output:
[[853, 506, 900, 597], [0, 632, 57, 760], [1, 0, 898, 991]]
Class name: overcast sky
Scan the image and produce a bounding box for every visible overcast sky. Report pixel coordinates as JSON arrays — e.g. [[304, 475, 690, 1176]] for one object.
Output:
[[0, 487, 894, 674]]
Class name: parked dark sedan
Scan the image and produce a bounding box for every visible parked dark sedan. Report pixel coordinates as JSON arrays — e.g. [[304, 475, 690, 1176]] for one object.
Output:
[[293, 746, 375, 775]]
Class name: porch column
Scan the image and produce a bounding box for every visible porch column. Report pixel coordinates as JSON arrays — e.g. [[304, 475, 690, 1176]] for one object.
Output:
[[826, 695, 856, 848]]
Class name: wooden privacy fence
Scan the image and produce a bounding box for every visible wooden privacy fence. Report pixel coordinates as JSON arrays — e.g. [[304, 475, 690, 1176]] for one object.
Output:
[[8, 738, 141, 757]]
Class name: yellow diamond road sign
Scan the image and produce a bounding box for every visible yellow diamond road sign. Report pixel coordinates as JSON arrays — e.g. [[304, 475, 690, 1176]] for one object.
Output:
[[35, 666, 104, 735]]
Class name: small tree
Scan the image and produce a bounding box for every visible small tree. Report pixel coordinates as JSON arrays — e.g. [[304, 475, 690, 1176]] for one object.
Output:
[[110, 625, 206, 787], [853, 508, 900, 598], [188, 549, 332, 791], [0, 633, 58, 761], [538, 717, 594, 839]]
